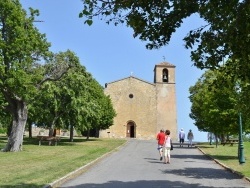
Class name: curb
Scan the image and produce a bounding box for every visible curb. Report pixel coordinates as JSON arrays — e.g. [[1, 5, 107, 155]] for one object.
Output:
[[43, 140, 129, 188], [197, 146, 250, 183]]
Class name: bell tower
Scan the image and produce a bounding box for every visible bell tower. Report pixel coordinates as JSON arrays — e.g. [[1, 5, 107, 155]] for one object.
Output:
[[154, 62, 177, 140]]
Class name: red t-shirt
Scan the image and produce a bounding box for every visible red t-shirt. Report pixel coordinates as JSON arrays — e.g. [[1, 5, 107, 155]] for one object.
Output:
[[157, 132, 165, 145]]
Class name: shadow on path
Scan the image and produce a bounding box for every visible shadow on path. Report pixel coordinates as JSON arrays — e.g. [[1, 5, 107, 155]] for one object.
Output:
[[59, 179, 246, 188]]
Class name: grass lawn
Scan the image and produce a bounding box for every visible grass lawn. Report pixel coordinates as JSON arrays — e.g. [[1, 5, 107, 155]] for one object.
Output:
[[196, 142, 250, 179], [0, 135, 126, 188]]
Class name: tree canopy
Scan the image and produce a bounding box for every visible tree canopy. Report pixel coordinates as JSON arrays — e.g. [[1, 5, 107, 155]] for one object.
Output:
[[189, 64, 250, 140], [29, 62, 116, 141], [0, 1, 77, 151], [80, 0, 250, 78]]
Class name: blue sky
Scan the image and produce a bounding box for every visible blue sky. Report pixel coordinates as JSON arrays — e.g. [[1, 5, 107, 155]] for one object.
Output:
[[21, 0, 208, 142]]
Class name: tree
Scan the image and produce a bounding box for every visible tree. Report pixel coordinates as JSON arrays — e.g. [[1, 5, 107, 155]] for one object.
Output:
[[80, 79, 116, 139], [29, 60, 116, 141], [97, 95, 116, 130], [71, 70, 116, 140], [0, 1, 73, 152], [188, 66, 250, 141], [80, 1, 250, 78], [52, 65, 116, 141], [0, 92, 11, 134]]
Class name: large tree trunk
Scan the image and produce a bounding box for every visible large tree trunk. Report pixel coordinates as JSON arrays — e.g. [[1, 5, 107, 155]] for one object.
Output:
[[3, 100, 28, 152]]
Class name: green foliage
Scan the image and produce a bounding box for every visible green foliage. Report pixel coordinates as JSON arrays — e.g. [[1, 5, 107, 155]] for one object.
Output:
[[0, 128, 6, 134], [189, 63, 250, 138], [0, 0, 51, 108], [98, 95, 116, 129], [28, 51, 82, 129], [243, 134, 250, 142], [80, 1, 250, 81], [0, 1, 149, 148], [29, 57, 116, 135], [0, 1, 76, 151]]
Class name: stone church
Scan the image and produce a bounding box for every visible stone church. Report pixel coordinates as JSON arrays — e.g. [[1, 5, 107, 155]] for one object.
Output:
[[99, 62, 178, 140]]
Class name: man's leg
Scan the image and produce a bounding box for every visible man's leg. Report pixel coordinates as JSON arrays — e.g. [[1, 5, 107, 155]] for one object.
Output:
[[159, 146, 163, 160], [181, 139, 184, 147]]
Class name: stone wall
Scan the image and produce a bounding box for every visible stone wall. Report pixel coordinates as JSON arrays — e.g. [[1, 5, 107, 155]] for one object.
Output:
[[100, 76, 157, 139]]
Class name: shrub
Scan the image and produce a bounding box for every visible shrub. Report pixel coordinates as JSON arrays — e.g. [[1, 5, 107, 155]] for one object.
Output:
[[0, 128, 6, 134]]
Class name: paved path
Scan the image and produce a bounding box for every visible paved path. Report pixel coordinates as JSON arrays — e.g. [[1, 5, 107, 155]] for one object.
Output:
[[59, 139, 250, 188]]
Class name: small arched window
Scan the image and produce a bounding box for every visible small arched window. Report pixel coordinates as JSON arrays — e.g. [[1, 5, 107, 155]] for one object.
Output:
[[162, 68, 168, 82]]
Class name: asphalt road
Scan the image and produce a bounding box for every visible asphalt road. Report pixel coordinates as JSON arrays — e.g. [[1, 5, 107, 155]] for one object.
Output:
[[58, 139, 250, 188]]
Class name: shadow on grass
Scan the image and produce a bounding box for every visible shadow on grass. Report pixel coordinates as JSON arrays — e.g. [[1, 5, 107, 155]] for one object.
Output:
[[197, 145, 216, 149], [0, 183, 44, 188], [208, 154, 238, 160], [0, 135, 100, 147], [0, 136, 7, 142]]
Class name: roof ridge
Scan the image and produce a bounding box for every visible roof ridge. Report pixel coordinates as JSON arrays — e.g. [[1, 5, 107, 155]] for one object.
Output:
[[156, 61, 175, 67]]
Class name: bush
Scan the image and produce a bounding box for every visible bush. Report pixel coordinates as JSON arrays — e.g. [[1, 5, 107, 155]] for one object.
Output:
[[0, 128, 6, 134], [243, 134, 250, 142]]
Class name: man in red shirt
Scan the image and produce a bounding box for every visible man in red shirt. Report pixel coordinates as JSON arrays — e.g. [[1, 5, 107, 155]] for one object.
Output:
[[156, 129, 165, 161]]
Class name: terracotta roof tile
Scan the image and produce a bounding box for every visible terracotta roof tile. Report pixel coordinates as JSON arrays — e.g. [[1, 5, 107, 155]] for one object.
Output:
[[156, 62, 175, 67]]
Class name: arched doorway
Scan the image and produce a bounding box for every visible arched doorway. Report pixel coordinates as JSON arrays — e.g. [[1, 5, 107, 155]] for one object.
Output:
[[126, 121, 136, 138]]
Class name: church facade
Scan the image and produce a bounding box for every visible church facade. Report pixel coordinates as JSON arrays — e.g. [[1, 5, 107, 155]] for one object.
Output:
[[99, 62, 178, 140]]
